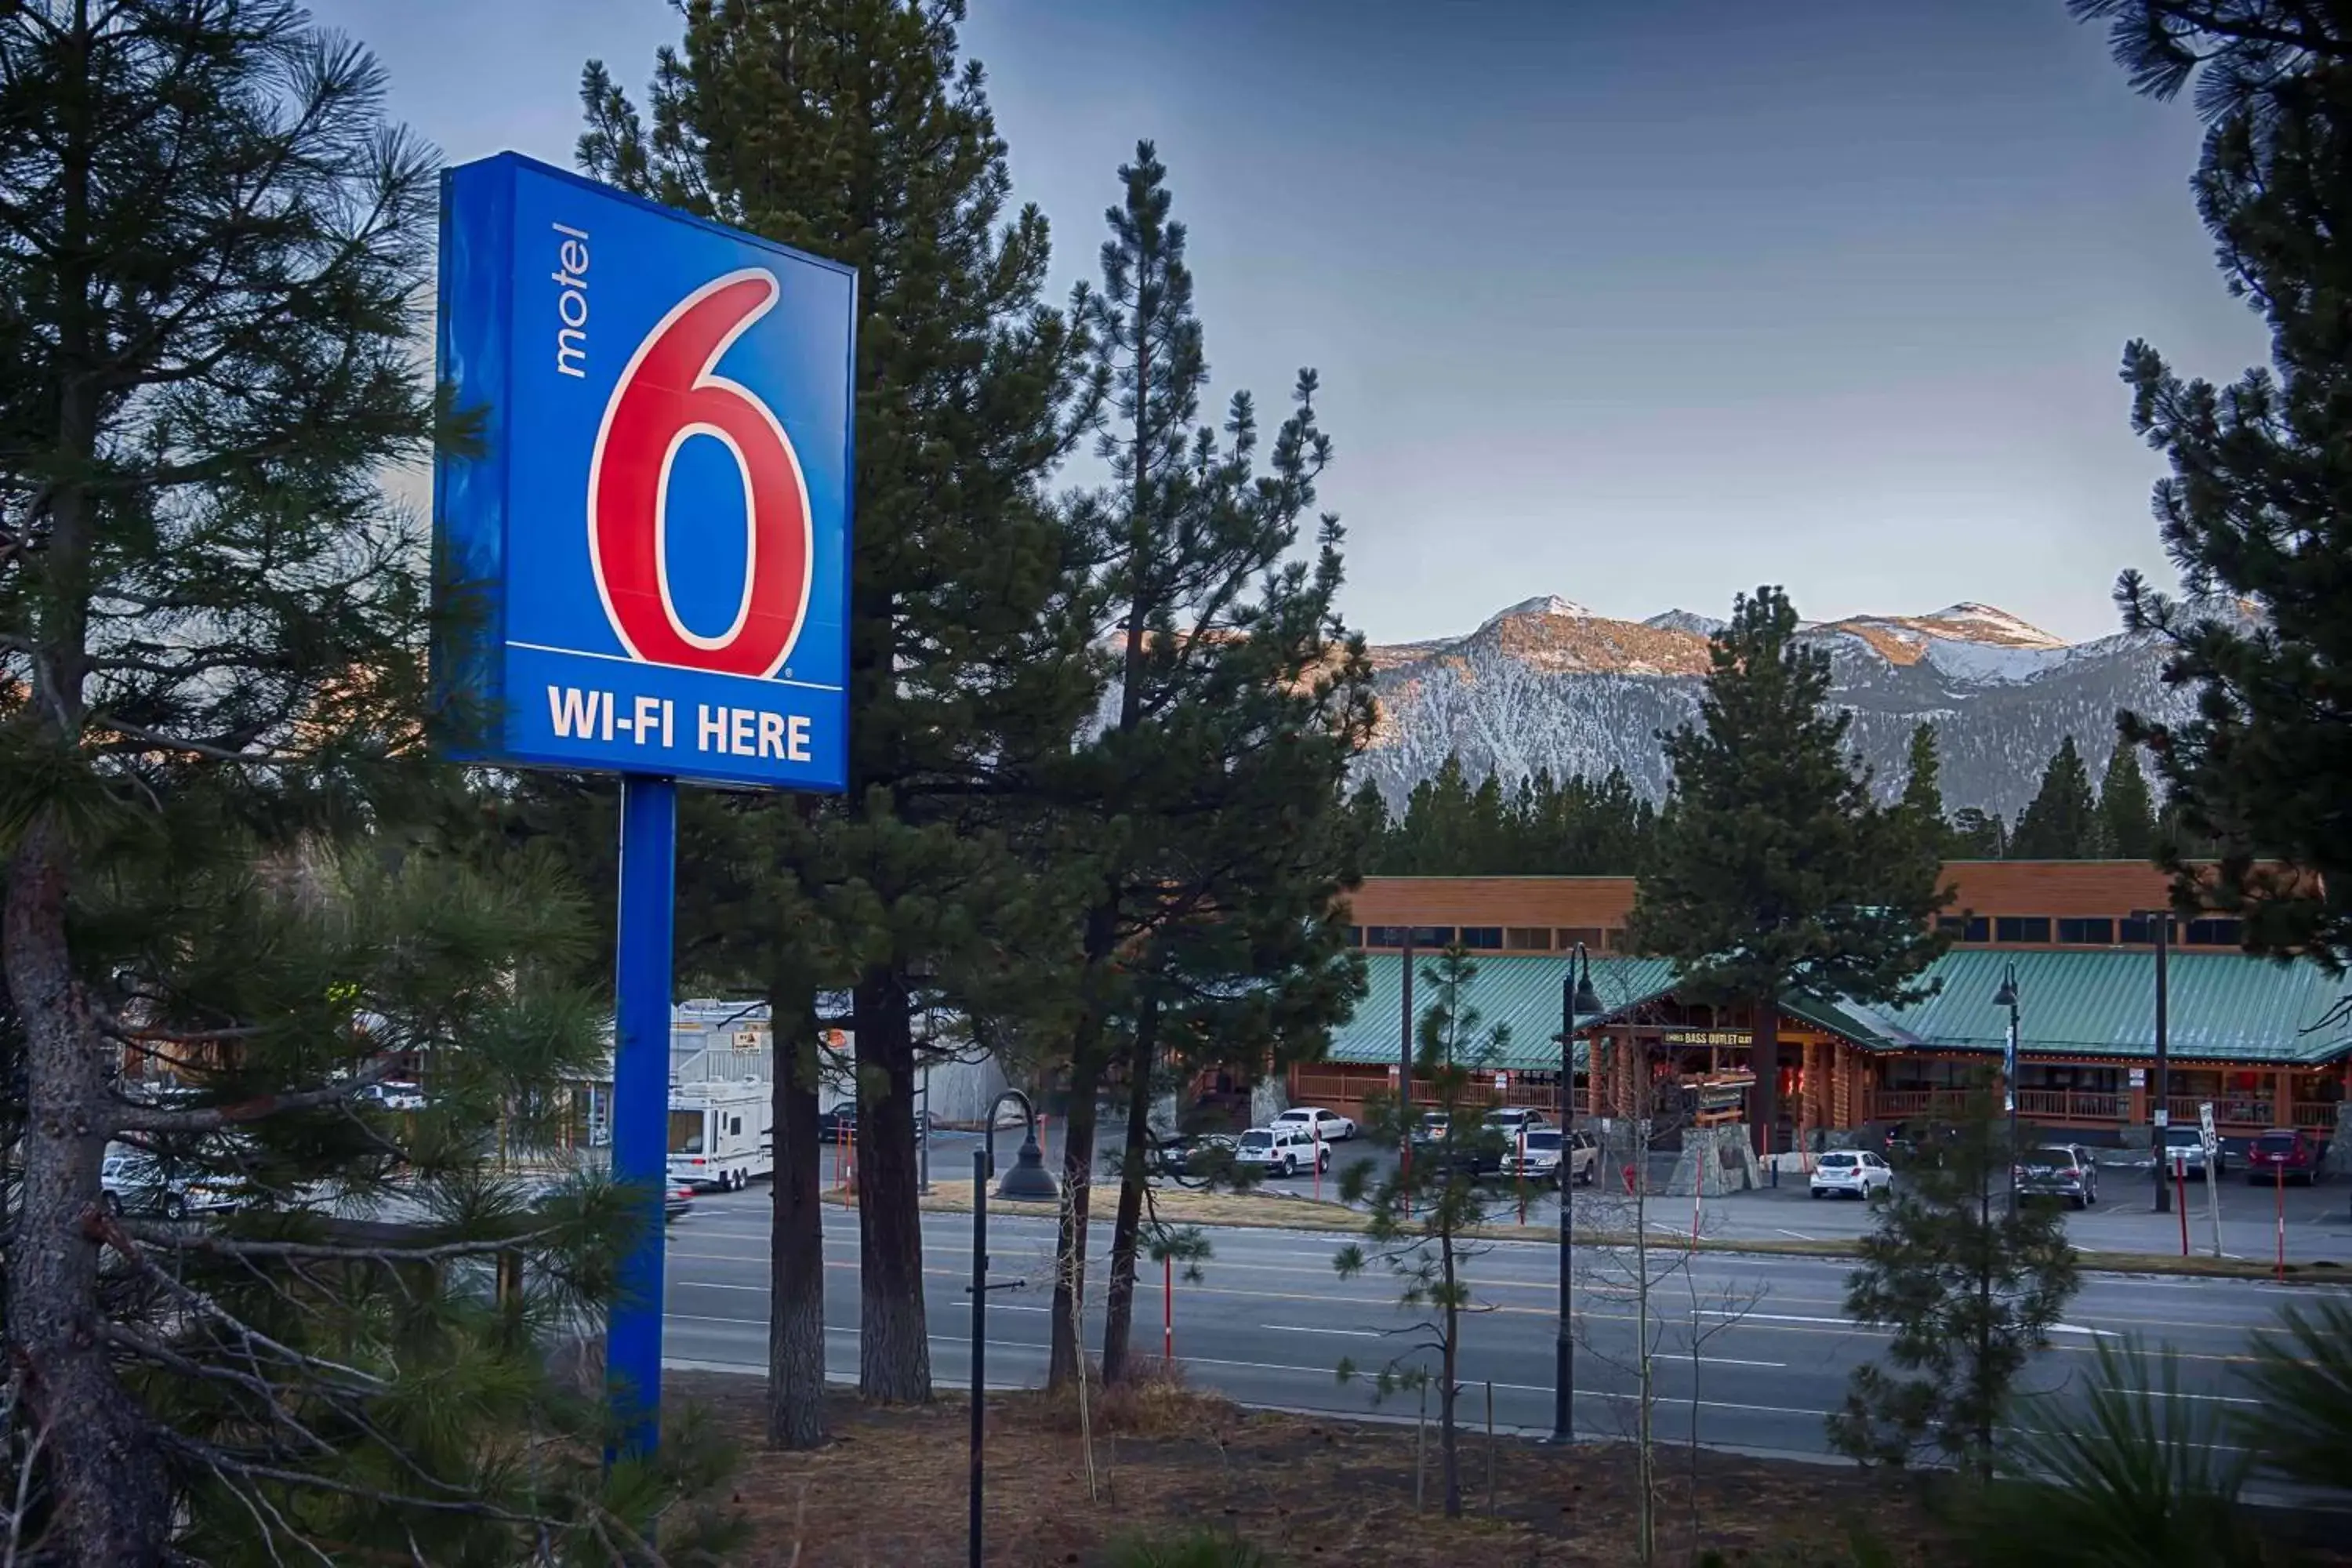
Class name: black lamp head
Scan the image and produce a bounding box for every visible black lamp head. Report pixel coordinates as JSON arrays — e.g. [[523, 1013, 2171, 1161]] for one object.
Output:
[[994, 1126, 1060, 1202]]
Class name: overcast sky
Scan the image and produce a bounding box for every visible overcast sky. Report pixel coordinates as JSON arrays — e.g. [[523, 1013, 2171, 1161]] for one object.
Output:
[[307, 0, 2272, 645]]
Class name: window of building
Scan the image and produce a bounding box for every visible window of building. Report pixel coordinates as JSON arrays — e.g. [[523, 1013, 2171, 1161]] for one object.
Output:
[[1602, 927, 1628, 953], [1557, 926, 1606, 953], [2186, 918, 2243, 947], [2120, 915, 2160, 945], [1994, 916, 2052, 944], [1961, 916, 1989, 943], [1364, 925, 1408, 949], [1345, 926, 1363, 948], [2056, 917, 2114, 946], [1461, 926, 1503, 950], [1410, 926, 1454, 948], [1505, 927, 1552, 951]]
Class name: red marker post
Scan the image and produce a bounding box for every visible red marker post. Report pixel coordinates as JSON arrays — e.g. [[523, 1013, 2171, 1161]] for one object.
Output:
[[2175, 1155, 2190, 1257]]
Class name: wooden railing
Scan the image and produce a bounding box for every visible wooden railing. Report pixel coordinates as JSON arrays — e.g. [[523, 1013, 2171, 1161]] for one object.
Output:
[[2293, 1101, 2344, 1131], [2014, 1089, 2125, 1122], [1870, 1088, 1975, 1120]]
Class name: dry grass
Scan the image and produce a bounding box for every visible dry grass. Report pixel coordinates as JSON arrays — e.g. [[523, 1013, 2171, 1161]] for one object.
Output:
[[673, 1369, 1947, 1567]]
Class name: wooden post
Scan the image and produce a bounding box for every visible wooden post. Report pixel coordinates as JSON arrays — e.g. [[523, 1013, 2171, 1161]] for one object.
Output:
[[2274, 1067, 2294, 1127]]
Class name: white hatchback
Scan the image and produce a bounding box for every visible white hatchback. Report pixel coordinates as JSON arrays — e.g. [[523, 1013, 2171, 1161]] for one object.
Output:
[[1809, 1149, 1893, 1200]]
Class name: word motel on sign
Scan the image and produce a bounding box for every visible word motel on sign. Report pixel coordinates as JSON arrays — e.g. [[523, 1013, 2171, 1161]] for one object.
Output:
[[546, 686, 812, 761]]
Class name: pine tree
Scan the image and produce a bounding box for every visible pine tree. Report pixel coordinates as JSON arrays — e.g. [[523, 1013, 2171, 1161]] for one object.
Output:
[[2011, 737, 2102, 859], [1899, 722, 1957, 861], [2072, 1, 2352, 956], [1950, 808, 2009, 861], [0, 5, 724, 1557], [1348, 780, 1395, 873], [1334, 946, 1515, 1520], [1626, 588, 1950, 1156], [1041, 143, 1374, 1386], [580, 0, 1101, 1406], [2096, 741, 2160, 864], [1829, 1083, 2080, 1479]]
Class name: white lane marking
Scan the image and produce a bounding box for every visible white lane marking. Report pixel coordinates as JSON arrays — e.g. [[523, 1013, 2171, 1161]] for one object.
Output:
[[2053, 1323, 2122, 1338], [2116, 1388, 2260, 1406], [1258, 1324, 1382, 1338], [1694, 1310, 1850, 1327], [1773, 1229, 1817, 1241]]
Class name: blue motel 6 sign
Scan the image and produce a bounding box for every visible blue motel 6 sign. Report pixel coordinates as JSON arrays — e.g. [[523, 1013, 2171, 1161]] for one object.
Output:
[[433, 152, 854, 789], [433, 152, 855, 1460]]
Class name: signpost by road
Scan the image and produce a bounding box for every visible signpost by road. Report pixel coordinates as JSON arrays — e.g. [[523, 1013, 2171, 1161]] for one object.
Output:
[[2200, 1102, 2224, 1259], [434, 153, 855, 1457]]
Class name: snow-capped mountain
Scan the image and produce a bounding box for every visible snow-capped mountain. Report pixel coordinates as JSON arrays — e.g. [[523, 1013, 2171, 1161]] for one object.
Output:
[[1357, 597, 2190, 820]]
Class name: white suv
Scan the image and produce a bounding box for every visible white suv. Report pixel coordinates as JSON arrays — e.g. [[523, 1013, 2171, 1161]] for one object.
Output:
[[1233, 1124, 1331, 1178], [1809, 1149, 1893, 1201]]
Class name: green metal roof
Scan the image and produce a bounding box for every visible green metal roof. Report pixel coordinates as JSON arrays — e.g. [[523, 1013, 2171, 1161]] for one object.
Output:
[[1323, 948, 2352, 1071], [1831, 948, 2352, 1065], [1326, 953, 1678, 1072]]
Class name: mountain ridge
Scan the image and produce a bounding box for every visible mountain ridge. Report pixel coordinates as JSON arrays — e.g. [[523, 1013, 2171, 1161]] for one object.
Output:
[[1356, 597, 2183, 821]]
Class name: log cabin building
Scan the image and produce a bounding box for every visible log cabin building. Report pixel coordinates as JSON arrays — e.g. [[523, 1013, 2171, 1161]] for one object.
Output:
[[1289, 862, 2352, 1151]]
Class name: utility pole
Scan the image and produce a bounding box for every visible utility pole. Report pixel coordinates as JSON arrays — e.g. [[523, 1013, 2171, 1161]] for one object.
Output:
[[2154, 913, 2172, 1214], [1550, 945, 1599, 1446]]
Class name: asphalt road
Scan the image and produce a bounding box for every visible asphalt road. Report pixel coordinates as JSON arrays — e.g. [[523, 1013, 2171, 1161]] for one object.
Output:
[[661, 1173, 2343, 1463]]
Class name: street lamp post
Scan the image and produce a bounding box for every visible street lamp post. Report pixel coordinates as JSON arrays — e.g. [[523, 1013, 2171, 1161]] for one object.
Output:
[[2131, 910, 2174, 1214], [1550, 942, 1602, 1446], [1993, 963, 2020, 1218], [969, 1090, 1055, 1568]]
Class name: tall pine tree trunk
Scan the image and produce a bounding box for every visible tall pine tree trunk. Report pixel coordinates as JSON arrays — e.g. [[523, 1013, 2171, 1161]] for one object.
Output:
[[1099, 993, 1162, 1385], [1048, 1044, 1101, 1389], [1749, 995, 1781, 1160], [767, 982, 826, 1449], [854, 971, 930, 1403], [7, 814, 173, 1564]]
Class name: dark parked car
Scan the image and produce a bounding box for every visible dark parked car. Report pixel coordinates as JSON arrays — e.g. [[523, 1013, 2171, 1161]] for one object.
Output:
[[1153, 1133, 1237, 1178], [1884, 1120, 1964, 1169], [813, 1104, 927, 1143], [665, 1182, 695, 1221], [2247, 1127, 2328, 1185], [2016, 1143, 2100, 1208]]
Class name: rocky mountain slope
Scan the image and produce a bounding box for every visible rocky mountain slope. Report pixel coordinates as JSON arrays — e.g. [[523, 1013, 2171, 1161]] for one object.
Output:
[[1357, 597, 2191, 821]]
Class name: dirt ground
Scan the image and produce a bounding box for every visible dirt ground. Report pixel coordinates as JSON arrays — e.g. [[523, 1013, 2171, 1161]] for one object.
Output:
[[670, 1370, 1951, 1566]]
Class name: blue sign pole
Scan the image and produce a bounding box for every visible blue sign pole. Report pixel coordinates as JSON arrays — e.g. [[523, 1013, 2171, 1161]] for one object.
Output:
[[434, 152, 855, 1462], [608, 775, 677, 1457]]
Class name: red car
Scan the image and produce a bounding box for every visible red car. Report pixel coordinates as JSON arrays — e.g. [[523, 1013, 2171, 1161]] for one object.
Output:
[[2245, 1127, 2328, 1185]]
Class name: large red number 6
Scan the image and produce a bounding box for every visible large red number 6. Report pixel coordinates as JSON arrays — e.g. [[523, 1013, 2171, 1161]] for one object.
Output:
[[588, 269, 813, 677]]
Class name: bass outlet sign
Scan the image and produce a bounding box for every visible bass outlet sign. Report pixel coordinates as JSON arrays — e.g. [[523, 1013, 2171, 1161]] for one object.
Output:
[[433, 153, 854, 790]]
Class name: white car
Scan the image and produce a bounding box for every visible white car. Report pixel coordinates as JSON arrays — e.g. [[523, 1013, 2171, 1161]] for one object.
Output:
[[1232, 1124, 1331, 1178], [1809, 1149, 1893, 1201], [1483, 1107, 1552, 1140], [100, 1152, 239, 1221], [1272, 1106, 1356, 1143]]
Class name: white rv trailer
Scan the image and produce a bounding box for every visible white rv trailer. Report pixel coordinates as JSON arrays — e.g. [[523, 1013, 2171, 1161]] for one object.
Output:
[[667, 1079, 773, 1191]]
